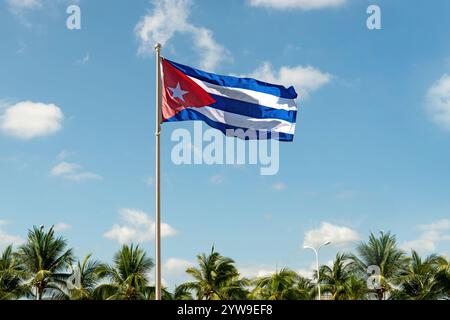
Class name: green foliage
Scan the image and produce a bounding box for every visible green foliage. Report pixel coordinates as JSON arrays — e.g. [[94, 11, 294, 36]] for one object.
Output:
[[94, 244, 154, 300], [178, 246, 249, 300], [251, 268, 314, 300], [0, 245, 31, 299], [1, 227, 449, 300], [351, 231, 407, 300], [319, 253, 367, 300], [391, 251, 445, 300], [16, 226, 74, 300]]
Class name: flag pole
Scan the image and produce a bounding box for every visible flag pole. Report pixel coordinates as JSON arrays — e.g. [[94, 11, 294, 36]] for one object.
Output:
[[154, 42, 162, 301]]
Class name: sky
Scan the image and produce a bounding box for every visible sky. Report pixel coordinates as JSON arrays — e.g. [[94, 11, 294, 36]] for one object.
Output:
[[1, 0, 450, 288]]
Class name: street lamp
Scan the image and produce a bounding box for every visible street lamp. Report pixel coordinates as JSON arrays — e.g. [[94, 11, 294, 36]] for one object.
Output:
[[303, 241, 331, 300]]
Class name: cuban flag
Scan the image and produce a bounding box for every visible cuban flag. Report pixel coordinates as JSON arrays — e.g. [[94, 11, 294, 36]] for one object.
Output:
[[161, 58, 298, 141]]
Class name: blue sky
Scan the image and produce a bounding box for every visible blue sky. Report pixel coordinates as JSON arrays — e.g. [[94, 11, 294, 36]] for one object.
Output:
[[1, 0, 450, 287]]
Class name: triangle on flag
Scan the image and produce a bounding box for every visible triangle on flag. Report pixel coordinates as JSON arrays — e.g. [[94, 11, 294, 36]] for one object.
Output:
[[161, 58, 216, 121]]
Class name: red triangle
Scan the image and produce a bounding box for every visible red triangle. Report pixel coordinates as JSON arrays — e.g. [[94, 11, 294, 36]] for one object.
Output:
[[161, 58, 216, 121]]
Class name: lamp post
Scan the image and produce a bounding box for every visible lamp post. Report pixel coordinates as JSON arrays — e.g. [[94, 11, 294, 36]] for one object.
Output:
[[303, 241, 331, 300]]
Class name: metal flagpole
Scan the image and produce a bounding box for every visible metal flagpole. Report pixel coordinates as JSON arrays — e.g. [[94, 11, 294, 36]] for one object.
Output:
[[154, 43, 162, 300]]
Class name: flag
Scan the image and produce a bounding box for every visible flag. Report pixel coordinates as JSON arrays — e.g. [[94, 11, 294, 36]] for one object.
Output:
[[161, 58, 298, 141]]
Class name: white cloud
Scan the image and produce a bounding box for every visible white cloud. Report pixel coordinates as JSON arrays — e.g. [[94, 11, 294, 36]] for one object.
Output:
[[401, 219, 450, 253], [7, 0, 79, 26], [0, 221, 24, 249], [135, 0, 230, 71], [7, 0, 42, 11], [239, 266, 276, 278], [297, 268, 314, 279], [50, 161, 103, 182], [57, 150, 72, 161], [0, 101, 63, 139], [104, 208, 177, 244], [246, 62, 331, 96], [249, 0, 347, 10], [53, 222, 71, 232], [165, 258, 194, 274], [50, 162, 80, 176], [210, 174, 224, 185], [272, 182, 288, 191], [7, 0, 77, 12], [427, 74, 450, 130], [419, 219, 450, 231], [64, 172, 103, 182], [303, 222, 360, 247], [77, 52, 90, 65], [296, 262, 318, 279]]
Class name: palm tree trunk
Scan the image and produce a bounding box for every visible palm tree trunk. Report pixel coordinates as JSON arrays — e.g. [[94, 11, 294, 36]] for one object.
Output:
[[377, 289, 384, 300], [37, 286, 44, 300]]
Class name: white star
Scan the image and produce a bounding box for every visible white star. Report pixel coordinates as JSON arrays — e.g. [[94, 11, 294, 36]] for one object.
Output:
[[168, 82, 189, 102]]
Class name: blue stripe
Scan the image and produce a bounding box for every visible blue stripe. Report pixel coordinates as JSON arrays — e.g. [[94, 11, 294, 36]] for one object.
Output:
[[209, 94, 297, 123], [165, 109, 295, 142], [165, 58, 298, 100]]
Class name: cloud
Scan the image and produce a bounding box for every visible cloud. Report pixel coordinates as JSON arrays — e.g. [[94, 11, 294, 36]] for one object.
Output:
[[297, 267, 314, 279], [135, 0, 230, 71], [104, 208, 177, 244], [57, 150, 72, 161], [246, 62, 331, 96], [426, 74, 450, 130], [50, 162, 80, 176], [64, 172, 103, 182], [50, 161, 103, 182], [7, 0, 43, 12], [239, 266, 276, 278], [303, 222, 360, 247], [210, 174, 224, 185], [165, 258, 194, 274], [0, 221, 24, 249], [0, 101, 63, 139], [249, 0, 347, 10], [53, 222, 71, 232], [272, 182, 288, 191], [7, 0, 77, 13], [7, 0, 79, 26], [401, 219, 450, 253], [77, 52, 90, 65]]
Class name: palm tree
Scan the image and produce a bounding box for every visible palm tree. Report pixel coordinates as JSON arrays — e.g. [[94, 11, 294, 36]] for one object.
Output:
[[180, 247, 247, 300], [171, 285, 194, 300], [436, 256, 450, 298], [17, 226, 74, 300], [294, 276, 315, 300], [58, 254, 104, 300], [95, 244, 153, 300], [344, 276, 368, 300], [0, 245, 30, 300], [142, 285, 173, 300], [319, 253, 366, 300], [351, 231, 407, 300], [391, 251, 444, 300], [251, 268, 306, 300]]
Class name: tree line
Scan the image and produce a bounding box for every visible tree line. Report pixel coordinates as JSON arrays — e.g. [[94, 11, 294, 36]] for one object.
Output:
[[0, 226, 449, 300]]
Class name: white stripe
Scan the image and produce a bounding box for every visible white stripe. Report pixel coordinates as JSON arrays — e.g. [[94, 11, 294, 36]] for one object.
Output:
[[188, 107, 296, 135], [188, 76, 298, 111]]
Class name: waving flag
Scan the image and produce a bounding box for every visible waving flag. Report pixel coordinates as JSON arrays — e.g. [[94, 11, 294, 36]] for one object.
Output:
[[161, 58, 298, 141], [153, 47, 299, 300]]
